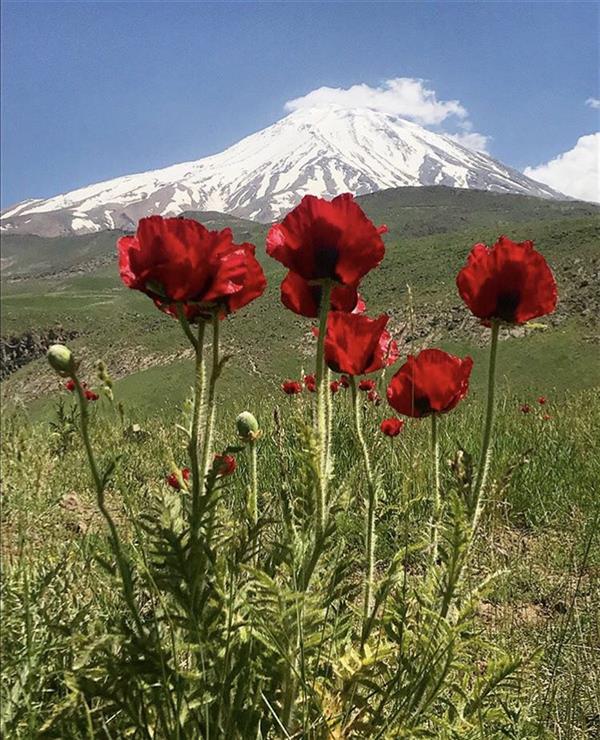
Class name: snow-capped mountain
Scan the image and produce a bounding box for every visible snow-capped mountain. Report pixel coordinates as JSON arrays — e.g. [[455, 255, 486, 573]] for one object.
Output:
[[1, 106, 564, 237]]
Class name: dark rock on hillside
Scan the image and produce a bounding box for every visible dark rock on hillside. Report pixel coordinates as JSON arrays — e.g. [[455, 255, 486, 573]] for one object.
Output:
[[1, 327, 79, 380]]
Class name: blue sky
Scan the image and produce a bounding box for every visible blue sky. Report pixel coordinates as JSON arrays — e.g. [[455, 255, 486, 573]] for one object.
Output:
[[1, 1, 598, 207]]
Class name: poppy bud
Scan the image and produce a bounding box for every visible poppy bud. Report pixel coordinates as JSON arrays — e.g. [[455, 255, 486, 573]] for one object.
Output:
[[236, 411, 260, 442], [47, 344, 77, 377]]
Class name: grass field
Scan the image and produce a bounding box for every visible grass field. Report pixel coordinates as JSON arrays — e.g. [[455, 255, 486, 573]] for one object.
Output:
[[1, 186, 599, 737]]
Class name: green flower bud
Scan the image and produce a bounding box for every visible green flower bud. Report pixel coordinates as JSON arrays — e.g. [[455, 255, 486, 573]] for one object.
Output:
[[236, 411, 260, 442], [47, 344, 77, 377]]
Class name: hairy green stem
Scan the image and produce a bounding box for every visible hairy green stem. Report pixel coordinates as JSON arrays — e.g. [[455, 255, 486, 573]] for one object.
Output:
[[73, 377, 143, 633], [249, 441, 258, 525], [471, 320, 500, 538], [315, 282, 332, 536], [189, 319, 207, 531], [350, 377, 377, 642], [200, 312, 221, 481], [431, 413, 441, 562]]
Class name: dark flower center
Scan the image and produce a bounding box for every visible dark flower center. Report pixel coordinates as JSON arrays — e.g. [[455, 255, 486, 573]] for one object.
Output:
[[413, 395, 433, 416], [315, 244, 339, 280], [494, 291, 521, 322]]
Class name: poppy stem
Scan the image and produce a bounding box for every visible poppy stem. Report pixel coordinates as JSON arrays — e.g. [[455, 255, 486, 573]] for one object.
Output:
[[350, 377, 377, 644], [189, 319, 207, 531], [315, 282, 332, 536], [249, 440, 258, 526], [471, 320, 500, 537], [431, 413, 440, 562], [73, 375, 144, 635], [200, 311, 221, 482]]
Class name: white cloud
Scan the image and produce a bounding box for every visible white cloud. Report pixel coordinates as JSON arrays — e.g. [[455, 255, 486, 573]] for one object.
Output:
[[445, 132, 490, 153], [586, 97, 600, 109], [284, 78, 468, 126], [524, 133, 600, 203]]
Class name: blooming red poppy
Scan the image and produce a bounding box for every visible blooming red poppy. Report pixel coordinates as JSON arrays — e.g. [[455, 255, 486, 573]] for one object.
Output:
[[266, 194, 386, 286], [330, 380, 341, 394], [520, 404, 531, 414], [213, 454, 236, 477], [65, 379, 76, 392], [381, 417, 404, 437], [324, 311, 391, 376], [166, 467, 191, 490], [538, 396, 547, 405], [280, 271, 363, 318], [358, 379, 377, 392], [304, 374, 317, 392], [367, 390, 382, 406], [387, 349, 473, 418], [84, 389, 100, 401], [456, 236, 557, 325], [118, 216, 266, 320], [282, 379, 302, 395]]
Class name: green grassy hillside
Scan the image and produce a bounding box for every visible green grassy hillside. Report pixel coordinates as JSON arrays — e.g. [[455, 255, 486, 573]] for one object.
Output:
[[1, 186, 599, 417]]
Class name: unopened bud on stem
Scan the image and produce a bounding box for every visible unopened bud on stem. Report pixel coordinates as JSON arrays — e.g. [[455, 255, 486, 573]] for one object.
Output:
[[47, 344, 78, 377], [236, 411, 260, 443]]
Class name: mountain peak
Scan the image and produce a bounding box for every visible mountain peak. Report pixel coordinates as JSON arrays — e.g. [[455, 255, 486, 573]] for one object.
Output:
[[1, 107, 564, 237]]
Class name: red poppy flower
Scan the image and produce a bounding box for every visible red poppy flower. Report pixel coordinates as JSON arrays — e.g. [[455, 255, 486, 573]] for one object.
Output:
[[280, 271, 363, 318], [358, 379, 377, 392], [84, 390, 100, 401], [213, 454, 236, 477], [387, 349, 473, 418], [166, 467, 191, 490], [65, 379, 76, 392], [520, 404, 531, 414], [538, 396, 547, 405], [380, 330, 399, 367], [324, 311, 390, 376], [381, 417, 404, 437], [542, 413, 552, 421], [282, 379, 303, 395], [339, 375, 350, 388], [456, 236, 557, 325], [330, 380, 341, 394], [118, 216, 266, 320], [266, 194, 386, 286], [367, 390, 382, 406], [304, 374, 317, 392]]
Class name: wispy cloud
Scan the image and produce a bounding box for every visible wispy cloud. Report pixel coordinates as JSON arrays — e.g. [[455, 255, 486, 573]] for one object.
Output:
[[524, 133, 600, 203], [284, 78, 490, 152], [585, 97, 600, 109]]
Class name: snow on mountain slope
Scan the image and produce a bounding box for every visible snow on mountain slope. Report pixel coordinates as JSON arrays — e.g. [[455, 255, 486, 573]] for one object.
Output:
[[1, 106, 565, 236]]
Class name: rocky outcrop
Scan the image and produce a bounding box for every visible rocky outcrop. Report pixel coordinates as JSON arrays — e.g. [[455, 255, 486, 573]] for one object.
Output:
[[0, 328, 79, 380]]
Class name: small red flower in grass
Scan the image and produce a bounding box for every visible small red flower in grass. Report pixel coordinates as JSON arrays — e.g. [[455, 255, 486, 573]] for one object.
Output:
[[381, 417, 404, 437], [282, 380, 302, 395], [387, 349, 473, 418], [538, 396, 547, 405], [304, 374, 317, 392], [266, 194, 386, 286], [520, 404, 531, 414], [339, 375, 350, 388], [367, 390, 382, 406], [118, 216, 266, 321], [325, 311, 391, 376], [213, 454, 236, 477], [542, 413, 552, 421], [358, 379, 377, 392], [456, 236, 557, 325], [84, 390, 100, 401], [166, 467, 191, 490], [280, 271, 363, 318], [65, 379, 76, 392], [330, 380, 341, 394]]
